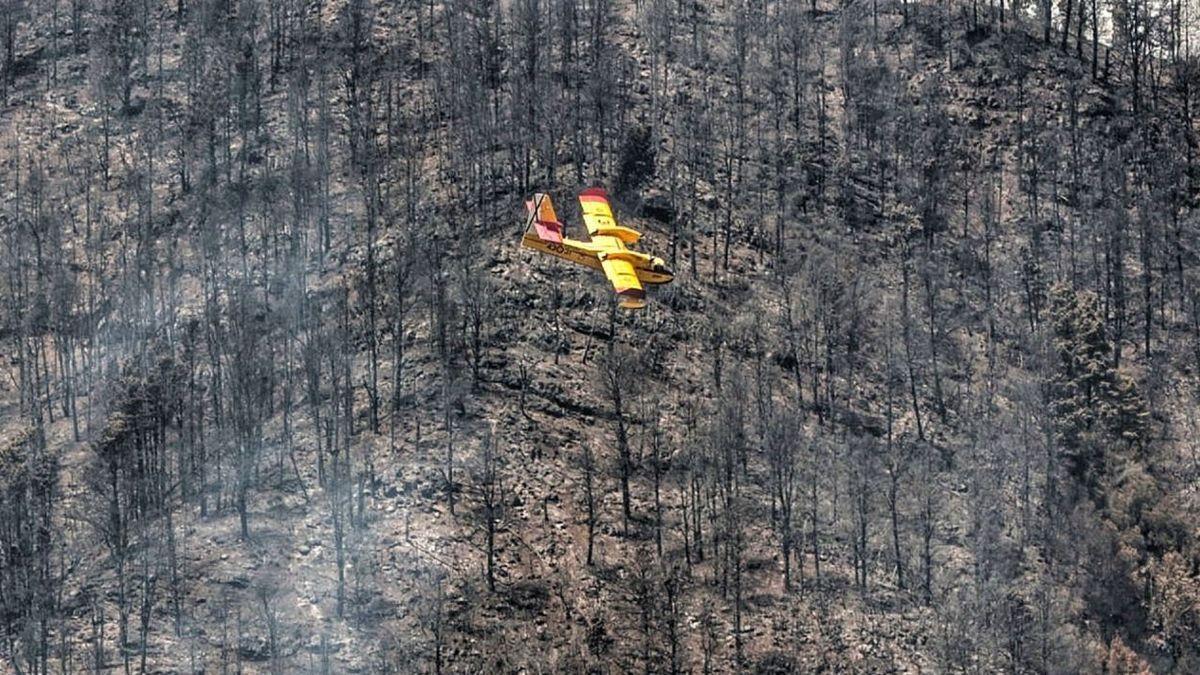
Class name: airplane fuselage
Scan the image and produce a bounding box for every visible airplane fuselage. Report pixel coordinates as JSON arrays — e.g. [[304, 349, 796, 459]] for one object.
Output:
[[520, 233, 674, 285]]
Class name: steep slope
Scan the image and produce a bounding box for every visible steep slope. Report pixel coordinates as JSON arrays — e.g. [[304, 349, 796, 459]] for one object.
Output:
[[1, 0, 1199, 673]]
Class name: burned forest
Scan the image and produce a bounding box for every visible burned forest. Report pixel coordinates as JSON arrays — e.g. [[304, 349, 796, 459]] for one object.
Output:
[[2, 0, 1200, 671]]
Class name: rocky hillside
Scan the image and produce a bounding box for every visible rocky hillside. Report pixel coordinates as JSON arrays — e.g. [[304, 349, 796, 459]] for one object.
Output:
[[1, 0, 1199, 672]]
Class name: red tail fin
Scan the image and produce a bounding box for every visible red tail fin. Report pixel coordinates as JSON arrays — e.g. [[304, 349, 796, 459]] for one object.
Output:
[[525, 193, 564, 243]]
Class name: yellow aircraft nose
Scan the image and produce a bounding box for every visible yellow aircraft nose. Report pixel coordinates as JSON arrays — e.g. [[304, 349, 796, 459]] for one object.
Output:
[[650, 260, 674, 283]]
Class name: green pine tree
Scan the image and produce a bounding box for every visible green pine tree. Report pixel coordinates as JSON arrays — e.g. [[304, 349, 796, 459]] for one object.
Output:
[[1048, 284, 1148, 490]]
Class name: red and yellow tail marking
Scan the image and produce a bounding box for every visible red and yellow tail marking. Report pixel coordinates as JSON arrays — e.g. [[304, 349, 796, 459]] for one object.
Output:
[[525, 193, 564, 243]]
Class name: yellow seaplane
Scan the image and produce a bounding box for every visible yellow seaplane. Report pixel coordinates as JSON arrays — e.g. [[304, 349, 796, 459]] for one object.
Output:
[[520, 188, 673, 309]]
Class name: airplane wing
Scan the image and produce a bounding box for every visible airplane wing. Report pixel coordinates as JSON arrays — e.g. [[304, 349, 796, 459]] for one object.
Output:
[[578, 188, 640, 243], [579, 188, 648, 308], [601, 256, 646, 310]]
